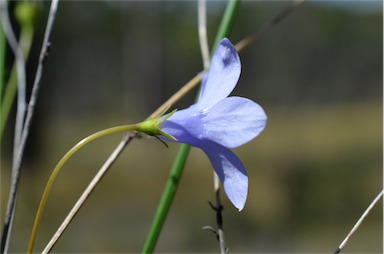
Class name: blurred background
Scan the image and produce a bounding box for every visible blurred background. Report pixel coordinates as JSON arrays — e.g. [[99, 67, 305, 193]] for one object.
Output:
[[1, 1, 382, 253]]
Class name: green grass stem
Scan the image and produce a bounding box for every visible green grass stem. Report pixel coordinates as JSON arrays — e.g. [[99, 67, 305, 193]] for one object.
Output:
[[0, 5, 36, 141], [211, 0, 241, 54], [0, 23, 5, 105], [141, 144, 191, 253], [141, 0, 241, 253]]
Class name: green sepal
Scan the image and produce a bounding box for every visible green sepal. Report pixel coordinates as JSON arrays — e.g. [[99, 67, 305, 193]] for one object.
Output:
[[137, 109, 177, 141]]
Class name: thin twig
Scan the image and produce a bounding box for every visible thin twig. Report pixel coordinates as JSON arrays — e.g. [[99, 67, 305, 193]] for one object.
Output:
[[204, 199, 227, 254], [334, 189, 383, 254], [0, 9, 35, 140], [1, 1, 59, 253], [198, 0, 210, 70], [235, 0, 305, 53], [198, 1, 227, 253], [0, 10, 27, 251], [147, 74, 202, 120], [0, 0, 27, 252], [214, 192, 227, 254], [42, 133, 135, 254], [0, 0, 27, 153]]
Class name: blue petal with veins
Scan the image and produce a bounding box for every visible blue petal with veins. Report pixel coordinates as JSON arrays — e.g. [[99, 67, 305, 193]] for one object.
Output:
[[160, 38, 267, 211]]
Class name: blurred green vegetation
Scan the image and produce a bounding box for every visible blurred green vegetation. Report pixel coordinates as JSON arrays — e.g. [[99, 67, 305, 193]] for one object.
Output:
[[1, 1, 382, 253]]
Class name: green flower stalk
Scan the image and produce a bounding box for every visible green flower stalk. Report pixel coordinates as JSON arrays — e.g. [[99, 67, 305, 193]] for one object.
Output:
[[27, 116, 176, 254]]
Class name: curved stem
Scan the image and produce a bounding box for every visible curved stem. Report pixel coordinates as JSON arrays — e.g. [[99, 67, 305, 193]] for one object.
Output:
[[42, 132, 135, 254], [27, 124, 139, 254]]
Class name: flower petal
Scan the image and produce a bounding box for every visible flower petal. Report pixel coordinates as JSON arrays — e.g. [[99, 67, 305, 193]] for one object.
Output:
[[160, 105, 202, 146], [202, 141, 248, 211], [198, 38, 241, 109], [202, 96, 267, 148]]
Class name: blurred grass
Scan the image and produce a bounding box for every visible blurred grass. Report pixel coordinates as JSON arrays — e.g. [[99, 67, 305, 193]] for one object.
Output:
[[1, 100, 382, 253]]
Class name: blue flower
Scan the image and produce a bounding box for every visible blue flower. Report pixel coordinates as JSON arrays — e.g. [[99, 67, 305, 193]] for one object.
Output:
[[160, 38, 267, 211]]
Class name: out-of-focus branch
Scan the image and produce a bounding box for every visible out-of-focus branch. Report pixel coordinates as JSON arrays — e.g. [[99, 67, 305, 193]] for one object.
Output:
[[1, 1, 59, 253], [0, 2, 37, 140], [236, 0, 305, 53], [198, 0, 210, 70], [0, 0, 27, 154]]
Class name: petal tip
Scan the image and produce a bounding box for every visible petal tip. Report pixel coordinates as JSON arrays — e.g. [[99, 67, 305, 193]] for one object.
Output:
[[236, 203, 245, 212]]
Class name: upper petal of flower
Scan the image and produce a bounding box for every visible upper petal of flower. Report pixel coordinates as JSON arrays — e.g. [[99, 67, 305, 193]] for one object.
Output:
[[201, 141, 248, 211], [201, 96, 267, 148], [198, 38, 241, 109]]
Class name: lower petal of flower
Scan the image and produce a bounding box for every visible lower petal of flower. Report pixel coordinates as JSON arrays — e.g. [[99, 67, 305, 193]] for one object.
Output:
[[201, 141, 248, 211]]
